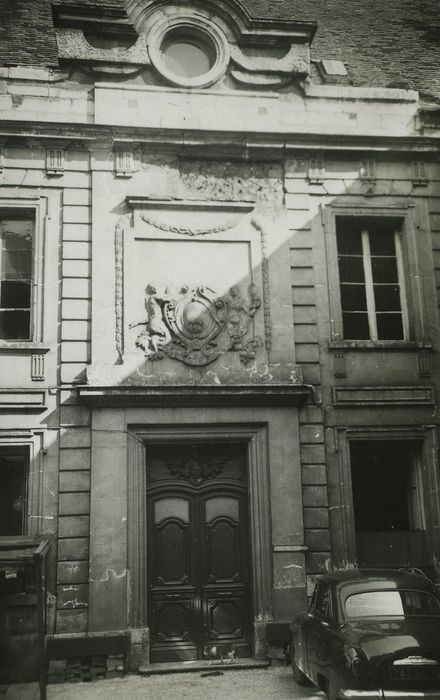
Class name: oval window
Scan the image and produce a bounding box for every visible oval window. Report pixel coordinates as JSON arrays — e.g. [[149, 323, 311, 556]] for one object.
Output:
[[147, 17, 230, 88], [161, 32, 215, 80]]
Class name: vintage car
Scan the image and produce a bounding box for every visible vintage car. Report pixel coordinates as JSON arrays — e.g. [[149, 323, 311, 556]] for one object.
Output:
[[290, 569, 440, 700]]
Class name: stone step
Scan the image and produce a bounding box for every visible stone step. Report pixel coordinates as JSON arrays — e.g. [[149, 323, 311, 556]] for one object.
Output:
[[139, 659, 270, 676]]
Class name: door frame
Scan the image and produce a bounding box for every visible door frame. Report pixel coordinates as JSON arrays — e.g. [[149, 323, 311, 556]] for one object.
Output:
[[127, 423, 273, 659]]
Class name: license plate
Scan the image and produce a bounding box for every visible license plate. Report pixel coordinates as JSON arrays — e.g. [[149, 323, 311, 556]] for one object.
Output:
[[390, 666, 440, 681]]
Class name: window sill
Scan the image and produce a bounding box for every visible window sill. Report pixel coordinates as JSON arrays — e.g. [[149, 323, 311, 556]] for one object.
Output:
[[329, 341, 432, 352], [0, 342, 50, 354]]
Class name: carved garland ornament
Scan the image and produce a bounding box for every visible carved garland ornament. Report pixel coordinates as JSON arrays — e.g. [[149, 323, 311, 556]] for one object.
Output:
[[114, 217, 126, 364], [251, 218, 272, 352], [130, 282, 262, 367], [140, 214, 241, 237]]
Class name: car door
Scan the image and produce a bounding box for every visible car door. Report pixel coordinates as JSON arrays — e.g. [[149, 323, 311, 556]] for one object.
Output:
[[305, 581, 332, 684]]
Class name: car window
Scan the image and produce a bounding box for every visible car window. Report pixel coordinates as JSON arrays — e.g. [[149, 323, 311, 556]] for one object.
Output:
[[345, 589, 440, 618], [313, 583, 331, 620]]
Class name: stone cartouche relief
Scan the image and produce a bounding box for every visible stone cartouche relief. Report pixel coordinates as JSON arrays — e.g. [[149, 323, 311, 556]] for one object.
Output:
[[114, 210, 275, 364], [140, 210, 272, 356], [129, 283, 262, 367]]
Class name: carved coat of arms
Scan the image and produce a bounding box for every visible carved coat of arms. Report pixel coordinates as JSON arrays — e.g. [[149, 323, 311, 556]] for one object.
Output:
[[130, 282, 261, 366], [166, 450, 231, 486]]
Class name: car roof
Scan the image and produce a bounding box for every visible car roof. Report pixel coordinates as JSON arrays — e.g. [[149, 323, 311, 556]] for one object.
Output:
[[316, 568, 436, 591]]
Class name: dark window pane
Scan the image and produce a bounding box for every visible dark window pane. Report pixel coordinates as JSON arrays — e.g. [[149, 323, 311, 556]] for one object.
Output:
[[1, 219, 33, 241], [342, 312, 370, 339], [371, 257, 398, 283], [0, 446, 28, 536], [350, 441, 413, 531], [338, 257, 365, 283], [369, 230, 397, 256], [0, 219, 34, 341], [2, 233, 32, 251], [1, 250, 32, 280], [1, 281, 31, 309], [377, 313, 404, 340], [340, 284, 367, 311], [336, 229, 362, 255], [0, 310, 31, 339], [2, 227, 32, 281], [374, 284, 402, 311]]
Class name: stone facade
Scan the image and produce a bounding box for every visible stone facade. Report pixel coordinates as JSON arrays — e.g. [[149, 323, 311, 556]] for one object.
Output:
[[0, 0, 440, 682]]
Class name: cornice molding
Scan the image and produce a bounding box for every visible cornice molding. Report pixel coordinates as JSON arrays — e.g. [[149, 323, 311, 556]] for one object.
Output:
[[78, 383, 312, 407], [126, 197, 254, 211], [0, 123, 439, 154]]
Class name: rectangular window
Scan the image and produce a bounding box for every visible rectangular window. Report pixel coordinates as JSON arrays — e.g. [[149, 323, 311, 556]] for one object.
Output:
[[350, 439, 431, 571], [336, 217, 407, 341], [350, 440, 425, 532], [0, 217, 34, 340], [0, 445, 29, 536]]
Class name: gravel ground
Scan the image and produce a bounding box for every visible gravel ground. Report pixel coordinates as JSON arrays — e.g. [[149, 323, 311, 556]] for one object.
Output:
[[6, 668, 327, 700]]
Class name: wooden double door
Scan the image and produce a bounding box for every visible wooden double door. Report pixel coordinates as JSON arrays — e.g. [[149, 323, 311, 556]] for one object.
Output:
[[146, 443, 252, 662]]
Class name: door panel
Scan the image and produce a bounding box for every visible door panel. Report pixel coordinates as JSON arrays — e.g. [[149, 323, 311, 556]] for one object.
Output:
[[204, 590, 250, 644], [206, 517, 240, 583], [201, 492, 251, 655], [155, 518, 191, 586], [149, 494, 198, 661], [151, 591, 199, 661], [147, 443, 252, 662], [153, 596, 194, 642]]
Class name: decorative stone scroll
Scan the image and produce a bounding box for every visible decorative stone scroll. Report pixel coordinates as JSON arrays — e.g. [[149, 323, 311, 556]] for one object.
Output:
[[130, 282, 262, 366], [230, 43, 310, 87]]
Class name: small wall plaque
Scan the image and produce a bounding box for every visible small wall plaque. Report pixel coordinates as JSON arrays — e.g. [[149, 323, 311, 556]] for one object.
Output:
[[308, 154, 325, 184], [359, 159, 376, 196], [31, 354, 45, 381], [114, 150, 134, 178], [412, 160, 428, 187], [46, 148, 64, 176]]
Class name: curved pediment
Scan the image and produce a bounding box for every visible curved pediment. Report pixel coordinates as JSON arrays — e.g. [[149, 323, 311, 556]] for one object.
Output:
[[123, 0, 315, 87], [126, 0, 316, 42]]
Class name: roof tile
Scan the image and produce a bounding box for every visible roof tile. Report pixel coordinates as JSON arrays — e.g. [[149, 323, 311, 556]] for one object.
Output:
[[0, 0, 438, 101], [0, 0, 58, 66]]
